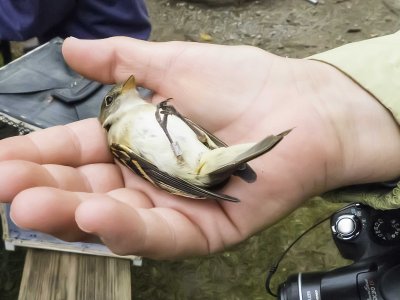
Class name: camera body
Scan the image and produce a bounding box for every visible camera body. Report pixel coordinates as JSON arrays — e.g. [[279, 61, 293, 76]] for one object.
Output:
[[278, 203, 400, 300], [331, 203, 400, 261]]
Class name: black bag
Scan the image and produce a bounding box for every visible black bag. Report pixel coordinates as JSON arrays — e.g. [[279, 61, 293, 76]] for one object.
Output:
[[0, 37, 111, 129]]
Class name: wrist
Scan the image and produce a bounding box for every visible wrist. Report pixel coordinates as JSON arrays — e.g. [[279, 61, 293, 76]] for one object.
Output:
[[304, 60, 400, 190]]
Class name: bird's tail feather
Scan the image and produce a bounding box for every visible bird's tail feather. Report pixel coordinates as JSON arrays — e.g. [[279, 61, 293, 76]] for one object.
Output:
[[198, 129, 291, 177]]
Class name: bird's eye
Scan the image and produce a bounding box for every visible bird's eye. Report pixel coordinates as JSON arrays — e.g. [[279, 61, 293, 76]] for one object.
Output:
[[104, 95, 114, 107]]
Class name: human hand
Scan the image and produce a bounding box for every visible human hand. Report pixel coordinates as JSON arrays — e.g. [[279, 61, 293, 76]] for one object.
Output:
[[1, 37, 399, 259]]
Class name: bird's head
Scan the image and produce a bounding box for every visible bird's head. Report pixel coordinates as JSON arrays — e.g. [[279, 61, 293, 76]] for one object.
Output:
[[99, 75, 140, 130]]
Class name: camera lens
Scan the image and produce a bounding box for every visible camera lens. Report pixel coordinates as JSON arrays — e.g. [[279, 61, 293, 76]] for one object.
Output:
[[278, 272, 323, 300], [278, 274, 298, 300]]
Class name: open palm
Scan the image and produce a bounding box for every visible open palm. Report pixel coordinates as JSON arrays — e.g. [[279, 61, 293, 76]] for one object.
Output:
[[0, 37, 398, 259]]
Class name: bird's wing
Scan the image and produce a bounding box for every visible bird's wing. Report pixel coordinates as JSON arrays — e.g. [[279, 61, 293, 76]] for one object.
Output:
[[110, 143, 240, 202], [183, 117, 227, 148]]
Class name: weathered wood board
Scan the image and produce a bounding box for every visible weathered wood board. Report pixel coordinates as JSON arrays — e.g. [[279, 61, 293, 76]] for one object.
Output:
[[18, 249, 132, 300]]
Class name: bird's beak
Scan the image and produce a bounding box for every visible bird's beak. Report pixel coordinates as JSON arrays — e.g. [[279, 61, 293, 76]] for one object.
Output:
[[98, 114, 105, 127], [98, 107, 111, 129], [121, 75, 137, 95], [99, 115, 112, 131]]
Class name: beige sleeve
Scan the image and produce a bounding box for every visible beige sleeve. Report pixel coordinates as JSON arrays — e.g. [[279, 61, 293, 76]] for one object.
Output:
[[307, 30, 400, 209], [309, 30, 400, 123]]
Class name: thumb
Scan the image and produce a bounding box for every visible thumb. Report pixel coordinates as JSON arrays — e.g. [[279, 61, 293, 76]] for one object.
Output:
[[61, 36, 180, 88]]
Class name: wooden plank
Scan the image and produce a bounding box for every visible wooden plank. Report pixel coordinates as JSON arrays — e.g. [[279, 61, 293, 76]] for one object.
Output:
[[18, 249, 131, 300]]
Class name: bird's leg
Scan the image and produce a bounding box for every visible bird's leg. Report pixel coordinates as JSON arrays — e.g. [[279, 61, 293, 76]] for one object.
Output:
[[155, 100, 183, 157], [157, 100, 207, 143]]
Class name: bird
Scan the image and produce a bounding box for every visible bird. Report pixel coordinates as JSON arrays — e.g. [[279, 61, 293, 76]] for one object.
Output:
[[99, 75, 291, 202]]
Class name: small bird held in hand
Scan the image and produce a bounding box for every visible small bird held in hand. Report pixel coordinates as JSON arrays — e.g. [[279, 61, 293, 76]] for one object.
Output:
[[99, 75, 290, 202]]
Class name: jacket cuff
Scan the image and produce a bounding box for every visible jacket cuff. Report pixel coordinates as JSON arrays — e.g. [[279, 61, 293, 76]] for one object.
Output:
[[308, 30, 400, 124]]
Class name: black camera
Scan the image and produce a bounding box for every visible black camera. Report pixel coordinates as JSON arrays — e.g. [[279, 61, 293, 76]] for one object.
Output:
[[278, 203, 400, 300]]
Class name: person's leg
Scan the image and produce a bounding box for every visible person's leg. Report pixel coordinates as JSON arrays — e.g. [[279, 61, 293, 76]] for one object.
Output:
[[0, 40, 11, 64]]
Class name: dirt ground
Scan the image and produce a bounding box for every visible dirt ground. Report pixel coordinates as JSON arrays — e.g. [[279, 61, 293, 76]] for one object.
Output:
[[147, 0, 400, 58], [1, 0, 400, 299]]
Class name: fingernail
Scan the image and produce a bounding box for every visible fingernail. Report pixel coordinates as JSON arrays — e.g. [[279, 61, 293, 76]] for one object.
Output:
[[76, 221, 94, 234], [9, 211, 27, 229]]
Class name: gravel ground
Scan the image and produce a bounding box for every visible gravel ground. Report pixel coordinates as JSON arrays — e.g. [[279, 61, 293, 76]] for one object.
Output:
[[147, 0, 400, 58]]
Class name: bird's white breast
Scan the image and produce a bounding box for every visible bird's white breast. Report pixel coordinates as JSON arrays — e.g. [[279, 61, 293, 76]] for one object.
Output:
[[108, 103, 211, 182]]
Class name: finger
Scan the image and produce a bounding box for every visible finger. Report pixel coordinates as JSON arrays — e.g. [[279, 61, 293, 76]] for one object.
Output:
[[107, 188, 154, 208], [10, 187, 89, 242], [62, 37, 270, 90], [62, 36, 182, 87], [61, 37, 272, 131], [75, 200, 209, 259], [10, 187, 154, 242], [63, 36, 217, 127], [0, 160, 58, 202], [62, 36, 226, 98], [0, 118, 113, 166], [0, 160, 126, 202]]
